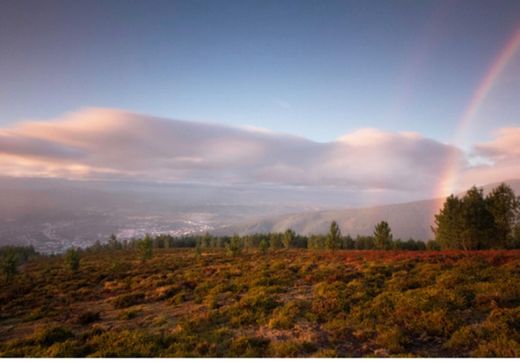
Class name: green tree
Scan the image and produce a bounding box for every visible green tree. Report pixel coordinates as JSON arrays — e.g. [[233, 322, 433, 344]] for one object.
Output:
[[283, 229, 296, 248], [426, 239, 441, 251], [108, 234, 122, 249], [227, 234, 243, 257], [433, 195, 464, 249], [342, 234, 355, 249], [511, 223, 520, 249], [307, 235, 324, 249], [269, 233, 283, 249], [460, 186, 496, 250], [64, 248, 80, 272], [326, 221, 341, 250], [137, 234, 153, 261], [486, 183, 520, 248], [201, 232, 212, 249], [259, 239, 269, 255], [194, 240, 202, 257], [1, 251, 18, 283], [374, 221, 393, 250], [154, 235, 165, 249]]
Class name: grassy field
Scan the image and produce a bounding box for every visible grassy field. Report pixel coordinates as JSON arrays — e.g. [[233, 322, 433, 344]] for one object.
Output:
[[1, 248, 519, 357]]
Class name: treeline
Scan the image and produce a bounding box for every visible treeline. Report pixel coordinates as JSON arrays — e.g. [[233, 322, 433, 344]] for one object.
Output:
[[86, 183, 520, 255], [433, 183, 520, 250], [83, 220, 432, 257]]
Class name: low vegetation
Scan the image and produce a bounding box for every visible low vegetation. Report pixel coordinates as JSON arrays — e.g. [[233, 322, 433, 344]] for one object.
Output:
[[0, 248, 518, 357]]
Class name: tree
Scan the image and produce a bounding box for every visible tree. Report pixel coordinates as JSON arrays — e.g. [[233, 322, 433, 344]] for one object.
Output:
[[374, 221, 393, 250], [108, 234, 122, 249], [201, 232, 212, 249], [227, 234, 243, 257], [269, 233, 283, 249], [64, 248, 80, 272], [460, 186, 496, 250], [433, 195, 464, 249], [195, 240, 202, 257], [259, 239, 269, 255], [1, 251, 18, 283], [326, 221, 341, 250], [307, 235, 324, 249], [426, 240, 441, 251], [511, 223, 520, 249], [486, 183, 520, 248], [283, 229, 296, 248], [342, 234, 355, 249], [154, 235, 165, 249], [137, 234, 153, 261]]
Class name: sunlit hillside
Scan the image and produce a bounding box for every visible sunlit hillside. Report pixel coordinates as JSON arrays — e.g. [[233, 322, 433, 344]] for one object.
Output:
[[1, 248, 519, 357]]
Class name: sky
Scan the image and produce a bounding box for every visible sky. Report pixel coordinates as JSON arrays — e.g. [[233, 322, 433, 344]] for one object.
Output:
[[1, 0, 520, 204]]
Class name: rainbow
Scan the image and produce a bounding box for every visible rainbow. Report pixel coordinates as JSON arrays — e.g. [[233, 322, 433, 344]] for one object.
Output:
[[435, 25, 520, 206]]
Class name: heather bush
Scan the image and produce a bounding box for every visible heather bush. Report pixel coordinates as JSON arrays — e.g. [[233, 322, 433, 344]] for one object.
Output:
[[112, 292, 145, 308]]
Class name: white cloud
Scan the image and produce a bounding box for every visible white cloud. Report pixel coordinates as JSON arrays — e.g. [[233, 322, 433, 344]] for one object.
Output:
[[0, 108, 518, 198], [458, 127, 520, 187]]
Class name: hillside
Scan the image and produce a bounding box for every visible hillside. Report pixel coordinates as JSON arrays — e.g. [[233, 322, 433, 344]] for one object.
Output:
[[218, 180, 520, 240], [1, 178, 519, 251], [1, 249, 519, 357]]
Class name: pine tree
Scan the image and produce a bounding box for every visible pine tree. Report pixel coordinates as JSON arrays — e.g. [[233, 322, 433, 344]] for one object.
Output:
[[326, 221, 341, 250], [259, 239, 269, 255], [374, 221, 393, 250], [137, 234, 153, 261], [64, 248, 80, 272], [227, 234, 243, 256], [195, 240, 202, 257], [486, 183, 520, 248], [269, 233, 283, 249], [1, 251, 18, 283], [283, 229, 296, 248], [460, 186, 495, 250], [201, 232, 212, 249], [433, 195, 464, 249]]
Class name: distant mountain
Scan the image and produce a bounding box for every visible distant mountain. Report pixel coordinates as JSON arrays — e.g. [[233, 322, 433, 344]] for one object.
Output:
[[215, 179, 520, 241], [0, 177, 324, 253], [1, 176, 518, 252]]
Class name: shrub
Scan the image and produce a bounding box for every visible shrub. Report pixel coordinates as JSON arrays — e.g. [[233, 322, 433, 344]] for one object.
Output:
[[268, 299, 308, 329], [375, 326, 407, 354], [112, 292, 145, 308], [445, 307, 520, 356], [472, 336, 520, 357], [87, 330, 161, 357], [227, 287, 279, 325], [34, 326, 74, 347], [77, 311, 101, 325], [229, 336, 270, 357], [119, 307, 142, 320], [46, 340, 90, 357], [312, 281, 350, 320], [269, 341, 316, 357]]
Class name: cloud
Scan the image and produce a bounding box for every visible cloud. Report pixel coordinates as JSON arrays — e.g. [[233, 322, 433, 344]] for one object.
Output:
[[0, 108, 517, 198], [458, 127, 520, 187], [474, 127, 520, 161]]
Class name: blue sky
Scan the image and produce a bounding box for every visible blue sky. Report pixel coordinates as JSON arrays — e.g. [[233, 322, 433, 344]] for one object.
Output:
[[1, 0, 519, 146]]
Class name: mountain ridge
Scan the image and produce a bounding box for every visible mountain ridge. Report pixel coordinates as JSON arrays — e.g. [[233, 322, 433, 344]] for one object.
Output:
[[214, 179, 520, 240]]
